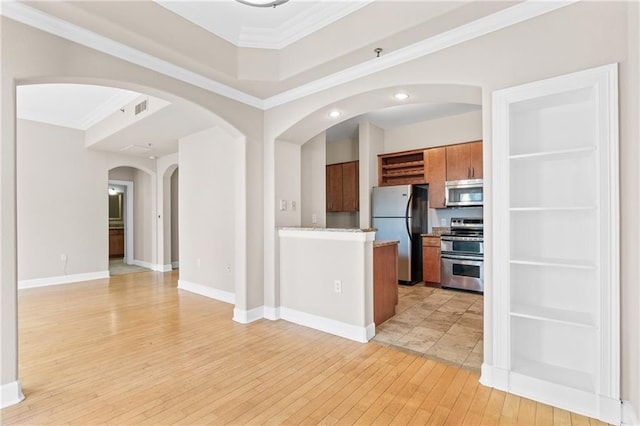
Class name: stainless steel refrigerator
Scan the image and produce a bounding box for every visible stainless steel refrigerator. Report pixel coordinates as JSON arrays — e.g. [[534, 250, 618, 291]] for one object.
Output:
[[372, 184, 429, 284]]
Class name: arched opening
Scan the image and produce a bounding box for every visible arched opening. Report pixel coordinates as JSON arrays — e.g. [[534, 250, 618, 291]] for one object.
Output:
[[270, 83, 485, 368]]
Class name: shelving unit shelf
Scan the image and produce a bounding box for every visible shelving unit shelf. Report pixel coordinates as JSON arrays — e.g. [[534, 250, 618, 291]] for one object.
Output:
[[510, 304, 595, 328], [378, 150, 426, 186]]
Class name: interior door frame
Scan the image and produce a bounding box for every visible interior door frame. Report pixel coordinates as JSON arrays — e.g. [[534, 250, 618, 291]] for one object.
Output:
[[109, 179, 134, 264]]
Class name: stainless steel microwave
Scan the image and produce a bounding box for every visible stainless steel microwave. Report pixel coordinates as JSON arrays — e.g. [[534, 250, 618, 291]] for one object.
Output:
[[445, 179, 483, 207]]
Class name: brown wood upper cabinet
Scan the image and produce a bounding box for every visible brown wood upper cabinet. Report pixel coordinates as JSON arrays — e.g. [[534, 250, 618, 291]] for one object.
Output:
[[326, 161, 359, 212], [445, 141, 483, 181], [424, 147, 446, 209]]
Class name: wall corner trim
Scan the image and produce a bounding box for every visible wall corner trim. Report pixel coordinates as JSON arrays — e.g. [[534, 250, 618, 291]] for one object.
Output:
[[177, 280, 235, 305], [1, 380, 25, 409], [18, 271, 110, 289], [263, 306, 281, 320], [280, 307, 372, 343], [233, 306, 264, 324], [479, 363, 509, 391]]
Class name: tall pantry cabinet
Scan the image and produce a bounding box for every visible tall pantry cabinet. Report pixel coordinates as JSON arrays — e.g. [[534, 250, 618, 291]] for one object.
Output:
[[489, 64, 620, 424]]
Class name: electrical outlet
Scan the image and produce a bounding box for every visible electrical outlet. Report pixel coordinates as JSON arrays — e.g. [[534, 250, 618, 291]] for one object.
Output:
[[60, 253, 68, 262], [197, 258, 201, 268], [312, 213, 317, 224], [440, 218, 446, 226], [334, 280, 342, 293], [291, 201, 296, 211], [280, 200, 287, 211]]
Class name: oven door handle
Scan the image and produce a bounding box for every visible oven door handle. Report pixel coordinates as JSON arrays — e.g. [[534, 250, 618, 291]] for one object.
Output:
[[441, 254, 484, 262]]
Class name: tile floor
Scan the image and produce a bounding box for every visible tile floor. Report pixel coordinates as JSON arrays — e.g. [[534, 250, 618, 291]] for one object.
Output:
[[373, 284, 483, 372], [108, 258, 151, 276]]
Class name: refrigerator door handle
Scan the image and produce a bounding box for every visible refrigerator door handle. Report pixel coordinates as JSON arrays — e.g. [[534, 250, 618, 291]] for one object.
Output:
[[405, 193, 413, 242]]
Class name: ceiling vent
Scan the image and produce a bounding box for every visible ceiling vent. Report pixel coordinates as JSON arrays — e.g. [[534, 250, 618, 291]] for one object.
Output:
[[120, 144, 152, 155], [135, 99, 148, 115]]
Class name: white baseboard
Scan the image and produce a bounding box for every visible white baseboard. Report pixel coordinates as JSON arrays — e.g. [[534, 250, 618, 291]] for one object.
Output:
[[623, 400, 640, 425], [233, 306, 264, 324], [263, 306, 281, 320], [177, 280, 235, 305], [132, 259, 170, 272], [171, 261, 179, 269], [1, 380, 25, 409], [18, 271, 110, 289], [280, 307, 373, 343]]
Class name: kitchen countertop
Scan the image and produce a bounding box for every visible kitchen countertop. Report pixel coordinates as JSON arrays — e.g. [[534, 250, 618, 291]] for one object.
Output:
[[373, 240, 399, 248], [422, 227, 450, 237], [279, 227, 377, 233]]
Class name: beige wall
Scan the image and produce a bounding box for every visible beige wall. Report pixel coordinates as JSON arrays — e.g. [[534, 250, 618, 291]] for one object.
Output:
[[358, 122, 384, 229], [17, 119, 108, 281], [326, 136, 358, 165], [300, 133, 326, 227], [178, 127, 236, 293], [384, 109, 482, 153]]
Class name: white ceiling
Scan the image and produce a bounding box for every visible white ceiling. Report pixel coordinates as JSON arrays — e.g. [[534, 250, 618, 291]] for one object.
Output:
[[156, 0, 372, 49], [17, 84, 141, 130]]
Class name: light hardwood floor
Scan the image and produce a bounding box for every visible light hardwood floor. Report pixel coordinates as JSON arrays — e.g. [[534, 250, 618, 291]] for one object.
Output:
[[1, 270, 606, 425]]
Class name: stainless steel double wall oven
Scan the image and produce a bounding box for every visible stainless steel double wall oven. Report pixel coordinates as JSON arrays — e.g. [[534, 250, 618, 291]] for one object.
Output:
[[440, 217, 484, 293]]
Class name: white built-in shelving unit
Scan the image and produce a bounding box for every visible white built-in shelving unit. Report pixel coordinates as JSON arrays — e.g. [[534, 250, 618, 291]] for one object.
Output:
[[488, 64, 620, 424]]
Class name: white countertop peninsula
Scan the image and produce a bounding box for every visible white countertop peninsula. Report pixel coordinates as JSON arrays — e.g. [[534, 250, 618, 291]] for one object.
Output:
[[278, 227, 377, 342]]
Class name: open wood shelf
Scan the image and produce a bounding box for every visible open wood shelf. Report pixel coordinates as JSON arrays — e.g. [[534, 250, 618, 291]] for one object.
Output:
[[378, 150, 426, 186]]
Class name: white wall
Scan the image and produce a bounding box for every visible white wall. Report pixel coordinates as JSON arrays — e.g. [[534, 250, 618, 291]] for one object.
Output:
[[301, 132, 326, 227], [17, 119, 109, 282], [384, 110, 482, 153], [178, 127, 236, 295], [275, 140, 301, 227]]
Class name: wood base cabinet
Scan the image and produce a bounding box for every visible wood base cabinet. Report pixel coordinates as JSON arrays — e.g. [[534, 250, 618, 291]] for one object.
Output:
[[373, 242, 398, 326], [422, 236, 441, 283], [109, 228, 124, 258]]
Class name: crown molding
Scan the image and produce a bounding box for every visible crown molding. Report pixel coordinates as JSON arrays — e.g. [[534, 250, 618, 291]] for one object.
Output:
[[239, 1, 372, 49], [262, 0, 578, 109], [1, 0, 578, 111], [1, 1, 265, 109]]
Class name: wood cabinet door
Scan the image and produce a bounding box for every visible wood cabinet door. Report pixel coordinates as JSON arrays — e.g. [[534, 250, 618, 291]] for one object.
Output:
[[326, 164, 343, 212], [422, 244, 441, 283], [445, 144, 471, 181], [342, 161, 359, 212], [468, 141, 483, 179], [424, 147, 446, 208]]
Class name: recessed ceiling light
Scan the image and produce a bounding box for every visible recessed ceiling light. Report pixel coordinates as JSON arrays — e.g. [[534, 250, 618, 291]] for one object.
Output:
[[329, 110, 342, 118], [394, 92, 410, 101]]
